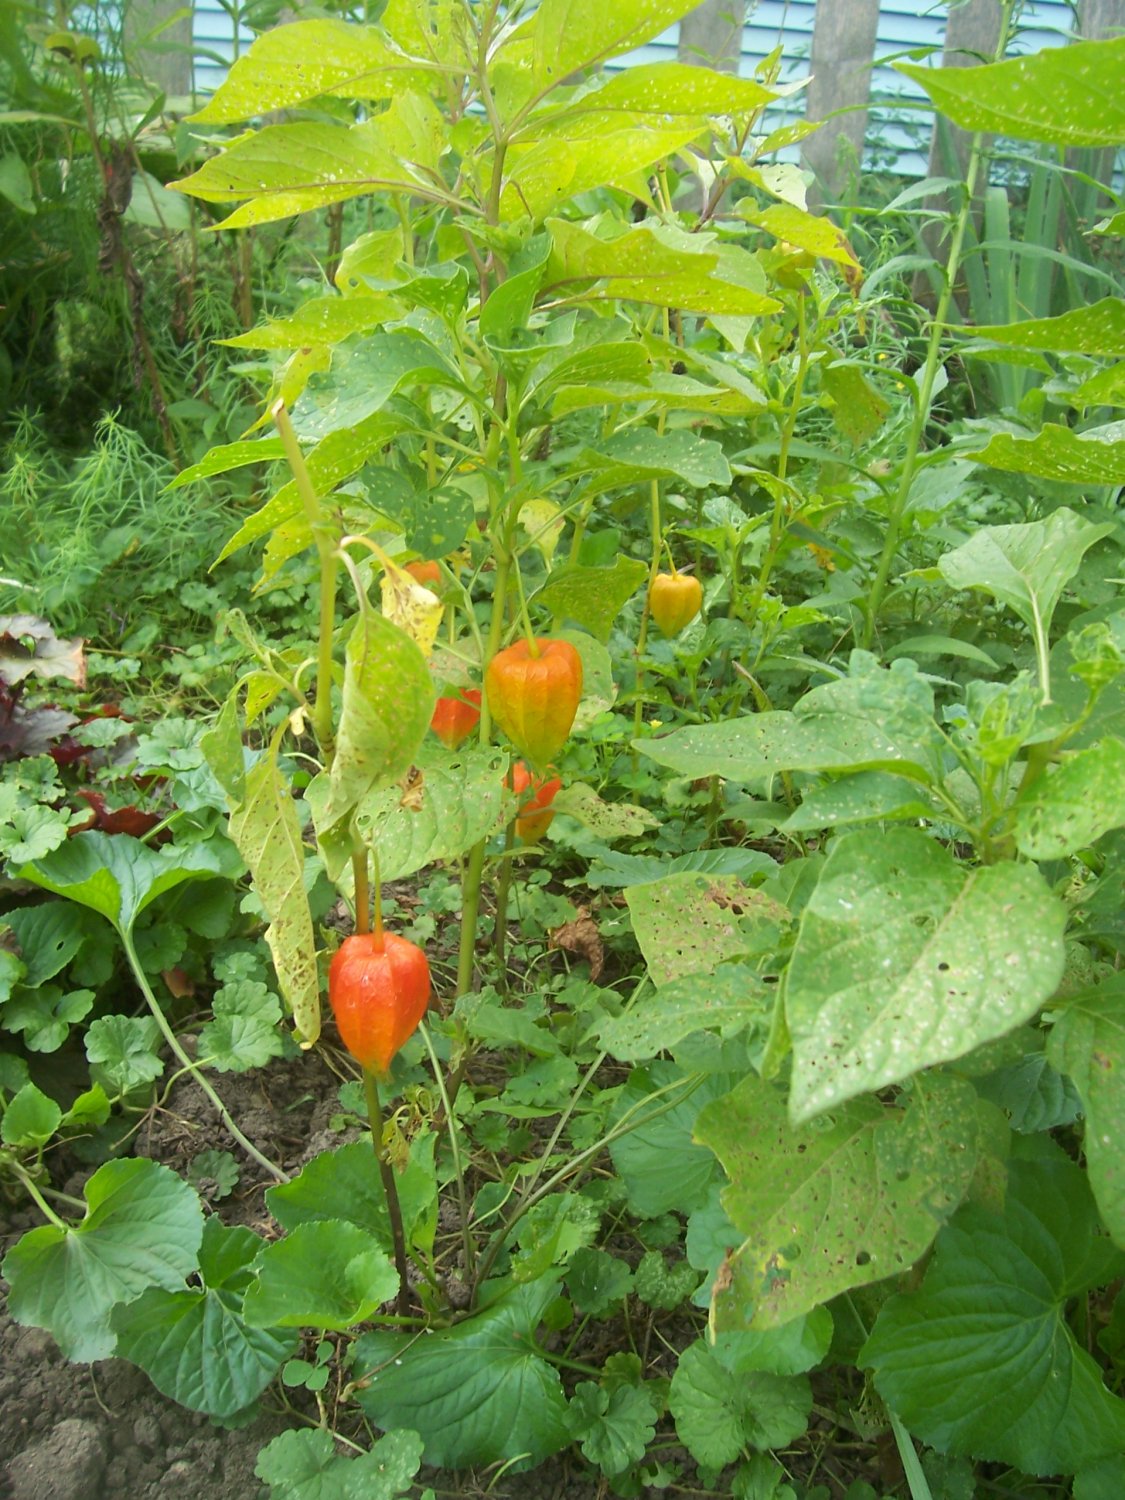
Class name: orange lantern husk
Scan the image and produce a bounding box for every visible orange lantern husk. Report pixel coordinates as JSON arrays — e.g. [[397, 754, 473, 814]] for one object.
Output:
[[486, 638, 582, 767], [328, 932, 431, 1076]]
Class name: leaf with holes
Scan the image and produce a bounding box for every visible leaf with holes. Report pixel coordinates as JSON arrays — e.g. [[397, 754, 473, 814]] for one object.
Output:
[[695, 1072, 990, 1329], [785, 828, 1066, 1123], [1015, 738, 1125, 859], [625, 874, 788, 987]]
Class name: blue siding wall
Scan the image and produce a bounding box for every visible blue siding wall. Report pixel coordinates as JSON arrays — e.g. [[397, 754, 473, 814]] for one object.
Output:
[[191, 1, 1078, 175]]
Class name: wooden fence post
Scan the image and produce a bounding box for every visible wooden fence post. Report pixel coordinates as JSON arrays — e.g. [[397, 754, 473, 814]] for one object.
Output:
[[801, 0, 880, 206], [677, 0, 749, 74]]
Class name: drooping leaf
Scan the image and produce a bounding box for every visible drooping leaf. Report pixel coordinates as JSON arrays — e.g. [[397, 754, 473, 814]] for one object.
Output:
[[1047, 981, 1125, 1246], [785, 827, 1066, 1122], [3, 1158, 204, 1361], [696, 1073, 991, 1329], [353, 1277, 569, 1467], [862, 1149, 1125, 1475], [549, 782, 660, 840], [227, 726, 321, 1046], [966, 423, 1125, 485]]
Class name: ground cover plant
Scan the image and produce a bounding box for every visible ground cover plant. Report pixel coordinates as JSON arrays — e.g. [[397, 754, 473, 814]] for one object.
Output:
[[2, 2, 1125, 1497]]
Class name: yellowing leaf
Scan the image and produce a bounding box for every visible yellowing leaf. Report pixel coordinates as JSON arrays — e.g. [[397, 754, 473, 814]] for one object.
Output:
[[520, 499, 565, 565], [380, 557, 443, 656]]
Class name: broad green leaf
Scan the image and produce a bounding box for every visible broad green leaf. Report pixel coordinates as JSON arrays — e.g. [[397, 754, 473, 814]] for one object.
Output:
[[965, 298, 1125, 356], [821, 363, 890, 445], [244, 1220, 399, 1330], [583, 426, 732, 491], [267, 1136, 438, 1257], [781, 772, 939, 834], [220, 295, 400, 351], [550, 782, 660, 840], [897, 36, 1125, 148], [639, 712, 922, 784], [599, 966, 768, 1062], [584, 846, 777, 889], [534, 557, 647, 642], [1047, 982, 1125, 1246], [503, 122, 707, 223], [862, 1150, 1125, 1475], [512, 1192, 600, 1283], [1075, 1456, 1125, 1500], [318, 607, 435, 831], [633, 1248, 700, 1310], [742, 202, 860, 271], [532, 0, 699, 87], [566, 1247, 635, 1315], [967, 422, 1125, 485], [547, 219, 780, 317], [786, 828, 1066, 1122], [2, 983, 95, 1053], [2, 1158, 204, 1360], [341, 744, 507, 883], [625, 874, 787, 986], [608, 1063, 727, 1217], [14, 830, 226, 938], [3, 902, 91, 987], [176, 103, 451, 229], [975, 1051, 1082, 1135], [1015, 737, 1125, 859], [112, 1219, 294, 1418], [573, 60, 776, 120], [696, 1073, 987, 1329], [670, 1337, 811, 1468], [291, 331, 462, 444], [190, 20, 431, 123], [255, 1426, 424, 1500], [353, 1278, 569, 1467], [227, 728, 320, 1046], [166, 437, 284, 492], [565, 1382, 658, 1475], [1, 1081, 62, 1147]]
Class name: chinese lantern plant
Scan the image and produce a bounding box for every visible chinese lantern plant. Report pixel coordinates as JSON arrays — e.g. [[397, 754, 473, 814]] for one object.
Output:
[[430, 688, 482, 750], [329, 907, 431, 1316], [485, 637, 583, 768], [649, 567, 703, 639], [511, 761, 562, 844]]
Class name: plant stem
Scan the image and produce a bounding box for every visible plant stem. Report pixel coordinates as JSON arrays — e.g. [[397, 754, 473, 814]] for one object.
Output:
[[11, 1163, 68, 1230], [861, 3, 1015, 649], [492, 816, 517, 971], [363, 1068, 411, 1317], [888, 1411, 935, 1500], [352, 837, 371, 936], [273, 400, 338, 761], [122, 934, 287, 1182], [632, 477, 663, 750], [418, 1021, 476, 1278]]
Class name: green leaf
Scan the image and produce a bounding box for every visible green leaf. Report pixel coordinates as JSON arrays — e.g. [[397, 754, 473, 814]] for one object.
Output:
[[1076, 1456, 1125, 1500], [221, 295, 401, 351], [964, 298, 1125, 356], [577, 61, 777, 119], [566, 1247, 635, 1316], [1, 1081, 62, 1147], [254, 1426, 424, 1500], [85, 1014, 164, 1093], [608, 1063, 728, 1217], [2, 1157, 204, 1360], [14, 830, 226, 939], [781, 772, 939, 834], [266, 1136, 437, 1258], [585, 846, 777, 889], [975, 1051, 1082, 1134], [3, 902, 91, 987], [335, 744, 507, 883], [786, 828, 1067, 1122], [227, 729, 321, 1047], [291, 331, 463, 445], [1015, 737, 1125, 859], [598, 964, 770, 1062], [550, 782, 659, 840], [670, 1337, 811, 1468], [319, 607, 435, 832], [896, 36, 1125, 148], [625, 875, 787, 986], [634, 1249, 699, 1310], [198, 980, 286, 1073], [244, 1220, 399, 1330], [3, 983, 95, 1053], [175, 102, 450, 230], [534, 557, 647, 643], [353, 1277, 569, 1467], [548, 219, 779, 318], [742, 203, 860, 272], [565, 1381, 658, 1476], [862, 1149, 1125, 1475], [582, 425, 732, 492], [532, 0, 700, 87], [112, 1219, 295, 1418], [190, 19, 431, 124], [512, 1192, 600, 1283], [696, 1073, 989, 1329], [1047, 981, 1125, 1246], [968, 422, 1125, 485], [166, 437, 285, 492]]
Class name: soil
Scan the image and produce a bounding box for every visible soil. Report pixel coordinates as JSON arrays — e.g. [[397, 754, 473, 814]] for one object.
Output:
[[0, 1047, 605, 1500]]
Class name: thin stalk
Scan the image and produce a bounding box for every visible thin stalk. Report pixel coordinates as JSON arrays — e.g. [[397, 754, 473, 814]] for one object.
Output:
[[352, 836, 371, 936], [632, 477, 663, 749], [418, 1021, 476, 1277], [862, 2, 1015, 648], [11, 1163, 68, 1230], [364, 1069, 411, 1317], [122, 934, 287, 1182], [888, 1411, 935, 1500], [273, 400, 338, 760], [492, 815, 517, 970], [748, 293, 808, 620]]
